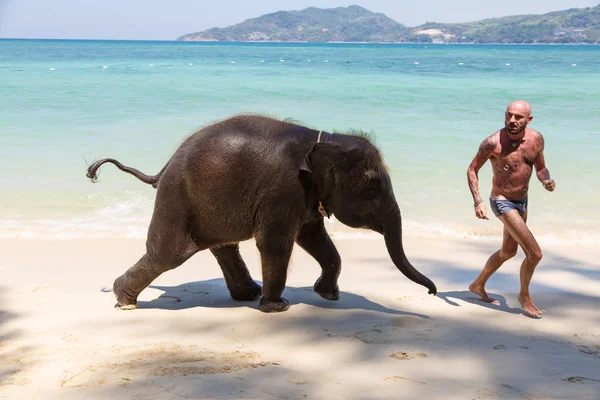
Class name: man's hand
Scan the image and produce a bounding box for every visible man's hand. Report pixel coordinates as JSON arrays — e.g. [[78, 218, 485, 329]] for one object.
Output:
[[542, 179, 555, 192], [475, 203, 489, 220]]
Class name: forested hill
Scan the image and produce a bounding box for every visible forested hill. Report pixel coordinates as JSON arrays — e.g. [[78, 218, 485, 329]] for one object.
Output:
[[178, 6, 409, 43], [419, 4, 600, 44], [177, 4, 600, 44]]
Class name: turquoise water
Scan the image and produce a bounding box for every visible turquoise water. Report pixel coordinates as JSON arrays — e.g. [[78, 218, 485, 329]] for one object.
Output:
[[1, 39, 599, 244]]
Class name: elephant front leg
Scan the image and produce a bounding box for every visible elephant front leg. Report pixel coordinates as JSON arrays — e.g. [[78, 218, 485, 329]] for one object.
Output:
[[296, 219, 341, 301], [255, 233, 295, 313], [210, 244, 262, 301]]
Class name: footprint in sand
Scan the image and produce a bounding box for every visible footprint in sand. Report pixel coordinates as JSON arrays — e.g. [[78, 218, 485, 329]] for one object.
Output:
[[61, 334, 80, 343], [577, 344, 600, 357], [181, 286, 209, 296], [287, 378, 308, 385], [60, 345, 275, 388], [385, 376, 425, 384], [154, 295, 182, 305], [475, 384, 541, 400], [352, 329, 388, 344], [62, 369, 98, 388], [475, 388, 500, 398], [1, 371, 30, 387], [562, 376, 600, 384], [390, 316, 426, 329], [390, 351, 428, 360], [162, 295, 182, 303]]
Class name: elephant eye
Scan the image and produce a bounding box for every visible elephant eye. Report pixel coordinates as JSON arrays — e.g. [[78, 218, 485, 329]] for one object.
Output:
[[363, 189, 379, 200]]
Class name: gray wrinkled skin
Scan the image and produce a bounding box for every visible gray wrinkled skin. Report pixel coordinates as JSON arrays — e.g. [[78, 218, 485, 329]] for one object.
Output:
[[87, 115, 436, 313]]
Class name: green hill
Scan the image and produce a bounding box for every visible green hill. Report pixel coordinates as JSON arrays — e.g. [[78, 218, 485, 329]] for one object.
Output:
[[177, 5, 409, 42], [419, 5, 600, 43], [177, 4, 600, 44]]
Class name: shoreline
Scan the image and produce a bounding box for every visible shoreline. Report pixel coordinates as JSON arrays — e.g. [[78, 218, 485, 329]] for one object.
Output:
[[2, 222, 598, 247], [3, 38, 600, 45]]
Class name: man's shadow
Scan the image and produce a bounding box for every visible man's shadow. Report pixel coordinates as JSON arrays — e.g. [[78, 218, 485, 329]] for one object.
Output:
[[123, 278, 429, 319], [437, 290, 523, 315]]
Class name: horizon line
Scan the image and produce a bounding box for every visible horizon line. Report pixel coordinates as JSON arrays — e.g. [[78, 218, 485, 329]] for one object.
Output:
[[1, 37, 599, 46]]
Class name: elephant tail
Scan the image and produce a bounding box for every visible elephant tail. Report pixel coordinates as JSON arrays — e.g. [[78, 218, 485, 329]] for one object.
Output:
[[86, 158, 168, 189]]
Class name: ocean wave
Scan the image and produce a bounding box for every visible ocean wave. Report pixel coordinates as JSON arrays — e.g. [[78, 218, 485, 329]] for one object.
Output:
[[0, 193, 153, 240], [2, 211, 598, 247]]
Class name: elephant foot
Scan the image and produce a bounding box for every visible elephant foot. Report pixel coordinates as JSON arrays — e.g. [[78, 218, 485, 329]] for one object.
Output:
[[115, 303, 138, 310], [259, 296, 290, 313], [314, 277, 340, 301], [229, 281, 262, 301], [113, 276, 139, 311]]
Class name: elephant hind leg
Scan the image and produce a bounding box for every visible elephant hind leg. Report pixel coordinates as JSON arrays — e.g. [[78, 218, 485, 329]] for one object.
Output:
[[210, 244, 262, 301], [113, 246, 198, 309], [113, 194, 199, 309]]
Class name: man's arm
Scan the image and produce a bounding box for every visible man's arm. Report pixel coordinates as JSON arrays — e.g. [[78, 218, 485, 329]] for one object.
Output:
[[467, 135, 496, 219], [534, 135, 555, 192]]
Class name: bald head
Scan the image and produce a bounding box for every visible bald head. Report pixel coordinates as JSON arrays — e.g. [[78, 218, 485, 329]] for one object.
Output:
[[506, 100, 532, 117], [505, 100, 533, 136]]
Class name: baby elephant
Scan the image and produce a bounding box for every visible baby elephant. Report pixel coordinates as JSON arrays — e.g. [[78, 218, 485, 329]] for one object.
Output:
[[87, 114, 436, 312]]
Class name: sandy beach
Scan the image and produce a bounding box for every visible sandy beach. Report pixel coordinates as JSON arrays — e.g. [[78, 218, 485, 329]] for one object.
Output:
[[1, 235, 598, 399]]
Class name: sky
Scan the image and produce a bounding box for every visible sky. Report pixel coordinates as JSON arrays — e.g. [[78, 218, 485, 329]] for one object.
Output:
[[0, 0, 598, 40]]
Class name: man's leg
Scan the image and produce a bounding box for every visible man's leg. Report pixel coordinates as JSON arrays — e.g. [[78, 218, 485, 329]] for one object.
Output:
[[498, 209, 544, 317], [469, 213, 519, 303]]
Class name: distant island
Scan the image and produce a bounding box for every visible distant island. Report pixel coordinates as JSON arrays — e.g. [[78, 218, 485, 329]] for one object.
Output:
[[177, 4, 600, 44]]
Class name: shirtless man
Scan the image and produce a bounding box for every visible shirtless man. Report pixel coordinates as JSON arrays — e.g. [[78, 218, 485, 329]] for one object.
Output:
[[467, 100, 555, 317]]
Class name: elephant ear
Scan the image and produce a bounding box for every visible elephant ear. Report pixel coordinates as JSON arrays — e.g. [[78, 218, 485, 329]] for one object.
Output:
[[298, 143, 337, 208]]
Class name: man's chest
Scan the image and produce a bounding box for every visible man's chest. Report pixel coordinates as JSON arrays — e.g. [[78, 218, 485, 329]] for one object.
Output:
[[492, 146, 537, 169]]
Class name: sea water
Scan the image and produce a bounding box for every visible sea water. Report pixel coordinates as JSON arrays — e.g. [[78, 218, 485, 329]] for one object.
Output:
[[1, 40, 599, 245]]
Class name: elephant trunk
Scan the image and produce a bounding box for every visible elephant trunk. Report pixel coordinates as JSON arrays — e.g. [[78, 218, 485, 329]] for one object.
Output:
[[382, 206, 437, 295]]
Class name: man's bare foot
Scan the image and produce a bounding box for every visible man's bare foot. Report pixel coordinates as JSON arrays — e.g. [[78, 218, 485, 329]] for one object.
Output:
[[518, 294, 544, 317], [469, 282, 499, 304]]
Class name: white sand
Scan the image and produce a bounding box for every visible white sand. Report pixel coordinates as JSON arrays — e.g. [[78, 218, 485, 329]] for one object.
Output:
[[1, 236, 599, 399]]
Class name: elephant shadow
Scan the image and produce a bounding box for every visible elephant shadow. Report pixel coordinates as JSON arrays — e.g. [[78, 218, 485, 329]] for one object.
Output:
[[135, 278, 429, 318], [437, 290, 523, 315]]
